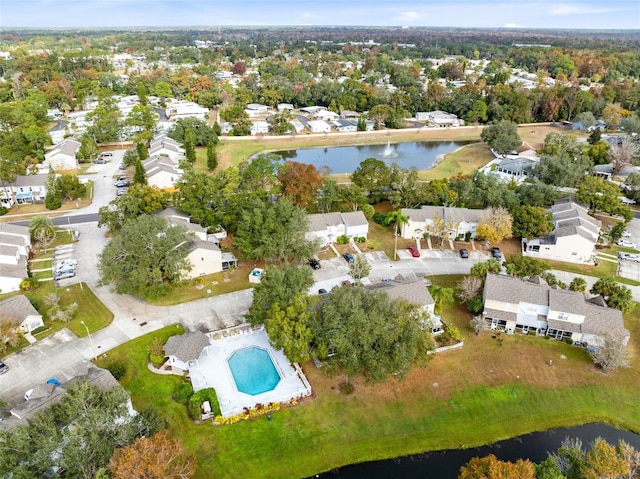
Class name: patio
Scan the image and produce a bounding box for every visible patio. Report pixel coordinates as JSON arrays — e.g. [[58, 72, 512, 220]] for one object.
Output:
[[188, 328, 312, 417]]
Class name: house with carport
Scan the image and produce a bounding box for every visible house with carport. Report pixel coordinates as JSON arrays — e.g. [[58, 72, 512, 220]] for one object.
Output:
[[306, 211, 369, 246], [522, 198, 600, 264], [482, 273, 629, 348], [400, 205, 485, 240], [163, 331, 211, 371]]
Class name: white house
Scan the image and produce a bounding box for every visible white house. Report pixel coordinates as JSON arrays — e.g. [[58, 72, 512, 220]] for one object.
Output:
[[522, 198, 601, 264], [400, 205, 486, 240], [0, 295, 44, 334], [143, 157, 183, 189], [482, 155, 539, 184], [149, 135, 185, 162], [331, 119, 357, 132], [250, 121, 270, 135], [306, 211, 369, 246], [416, 110, 462, 127], [482, 273, 629, 347], [307, 120, 332, 133], [0, 174, 48, 208], [164, 331, 211, 371], [43, 138, 80, 171], [165, 100, 209, 121], [245, 103, 270, 117], [316, 110, 340, 122], [277, 103, 294, 112], [0, 223, 31, 293], [185, 238, 223, 279], [300, 106, 327, 116]]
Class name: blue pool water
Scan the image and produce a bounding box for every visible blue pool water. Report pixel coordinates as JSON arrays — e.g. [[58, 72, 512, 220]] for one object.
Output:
[[227, 347, 281, 395]]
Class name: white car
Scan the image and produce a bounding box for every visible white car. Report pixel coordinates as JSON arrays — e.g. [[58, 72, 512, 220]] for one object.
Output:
[[619, 252, 640, 262], [622, 231, 632, 238], [617, 239, 637, 249]]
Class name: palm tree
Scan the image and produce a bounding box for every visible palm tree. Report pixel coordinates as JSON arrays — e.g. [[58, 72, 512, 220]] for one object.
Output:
[[29, 215, 56, 253], [384, 209, 409, 260]]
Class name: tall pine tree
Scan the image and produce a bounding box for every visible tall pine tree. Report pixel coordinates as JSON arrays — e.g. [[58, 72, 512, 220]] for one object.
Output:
[[133, 157, 147, 185], [206, 141, 218, 171], [184, 130, 196, 163]]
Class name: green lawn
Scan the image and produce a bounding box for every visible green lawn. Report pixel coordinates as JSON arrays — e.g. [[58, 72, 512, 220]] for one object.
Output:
[[103, 295, 640, 479]]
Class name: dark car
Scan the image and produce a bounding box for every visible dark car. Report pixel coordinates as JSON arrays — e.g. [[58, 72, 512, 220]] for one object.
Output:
[[459, 248, 469, 258], [318, 288, 328, 295], [408, 246, 420, 257], [0, 361, 8, 375], [491, 247, 502, 260], [308, 258, 321, 270], [343, 253, 355, 263]]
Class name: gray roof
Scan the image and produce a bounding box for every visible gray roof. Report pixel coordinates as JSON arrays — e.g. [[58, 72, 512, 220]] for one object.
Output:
[[483, 307, 518, 323], [366, 278, 435, 306], [159, 207, 207, 235], [144, 157, 182, 177], [341, 211, 368, 228], [163, 331, 210, 363], [547, 318, 582, 333], [402, 205, 486, 224], [189, 237, 220, 252], [307, 212, 343, 233], [0, 222, 30, 238], [0, 256, 28, 279], [496, 156, 536, 174], [0, 295, 41, 321], [46, 137, 80, 157], [0, 174, 48, 188], [484, 273, 550, 306]]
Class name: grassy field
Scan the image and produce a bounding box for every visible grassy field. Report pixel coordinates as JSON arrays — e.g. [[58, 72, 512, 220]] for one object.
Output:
[[102, 276, 640, 479]]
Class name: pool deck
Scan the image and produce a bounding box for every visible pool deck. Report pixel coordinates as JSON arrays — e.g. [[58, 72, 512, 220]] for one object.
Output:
[[189, 329, 312, 417]]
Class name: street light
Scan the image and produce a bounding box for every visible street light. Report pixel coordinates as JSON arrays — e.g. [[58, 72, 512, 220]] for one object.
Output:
[[80, 320, 97, 361]]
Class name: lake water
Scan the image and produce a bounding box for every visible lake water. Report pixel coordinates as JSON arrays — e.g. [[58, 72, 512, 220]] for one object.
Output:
[[310, 423, 640, 478], [270, 141, 471, 174]]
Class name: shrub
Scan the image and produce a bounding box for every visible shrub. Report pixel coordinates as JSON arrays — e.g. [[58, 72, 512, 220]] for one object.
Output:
[[465, 232, 472, 242], [336, 235, 349, 244], [356, 236, 366, 243], [0, 206, 7, 216], [466, 295, 484, 314], [30, 326, 48, 335], [45, 193, 62, 210], [373, 212, 387, 225], [106, 361, 127, 380], [339, 381, 355, 395], [565, 338, 574, 345], [20, 277, 39, 291], [173, 382, 194, 404], [187, 388, 220, 419]]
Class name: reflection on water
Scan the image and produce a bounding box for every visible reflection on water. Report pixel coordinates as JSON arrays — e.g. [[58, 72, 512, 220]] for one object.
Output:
[[270, 141, 471, 174], [311, 423, 640, 479]]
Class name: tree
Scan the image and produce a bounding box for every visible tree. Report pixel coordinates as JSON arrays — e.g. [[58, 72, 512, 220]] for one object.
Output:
[[350, 158, 391, 203], [458, 454, 536, 479], [56, 174, 87, 202], [348, 255, 371, 284], [505, 254, 549, 279], [0, 314, 21, 354], [234, 197, 319, 263], [269, 110, 295, 135], [587, 140, 610, 165], [184, 129, 196, 163], [590, 277, 634, 313], [86, 96, 123, 144], [29, 215, 56, 252], [265, 294, 314, 363], [480, 120, 521, 156], [136, 141, 149, 161], [583, 437, 630, 479], [310, 286, 433, 382], [429, 285, 455, 313], [511, 205, 554, 239], [601, 103, 623, 130], [569, 277, 587, 293], [277, 161, 324, 208], [587, 127, 602, 145], [470, 259, 502, 279], [98, 184, 170, 232], [384, 209, 409, 260], [77, 135, 100, 163], [475, 207, 513, 245], [457, 276, 483, 302], [609, 136, 640, 175], [98, 215, 192, 299], [246, 264, 314, 326], [167, 118, 217, 146], [206, 141, 218, 171], [109, 431, 196, 479], [0, 381, 163, 479], [133, 157, 148, 185], [576, 176, 631, 220]]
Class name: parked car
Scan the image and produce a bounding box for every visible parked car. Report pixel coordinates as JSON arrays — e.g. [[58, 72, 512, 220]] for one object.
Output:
[[93, 158, 106, 164], [100, 152, 113, 158], [617, 239, 637, 249], [118, 163, 126, 170], [490, 247, 502, 260], [115, 179, 130, 188], [308, 258, 321, 270], [408, 246, 420, 257], [116, 187, 129, 197], [343, 253, 354, 263], [0, 361, 8, 375], [318, 288, 328, 295], [622, 230, 632, 238], [54, 260, 77, 272], [459, 248, 469, 258], [619, 252, 640, 262], [342, 280, 352, 286], [54, 270, 75, 281]]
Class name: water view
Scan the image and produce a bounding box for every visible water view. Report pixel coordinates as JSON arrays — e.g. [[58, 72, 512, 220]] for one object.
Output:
[[270, 141, 471, 174], [311, 423, 640, 478]]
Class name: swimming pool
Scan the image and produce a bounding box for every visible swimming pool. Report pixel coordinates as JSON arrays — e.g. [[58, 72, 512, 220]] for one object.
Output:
[[227, 346, 281, 395]]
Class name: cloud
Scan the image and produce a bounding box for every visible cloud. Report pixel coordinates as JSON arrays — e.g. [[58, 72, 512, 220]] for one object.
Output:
[[550, 4, 625, 15], [395, 10, 423, 22], [504, 23, 523, 28]]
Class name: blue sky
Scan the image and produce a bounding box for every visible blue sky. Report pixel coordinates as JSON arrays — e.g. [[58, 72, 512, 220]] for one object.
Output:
[[1, 0, 639, 29]]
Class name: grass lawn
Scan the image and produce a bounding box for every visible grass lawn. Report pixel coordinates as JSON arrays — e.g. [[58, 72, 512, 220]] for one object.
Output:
[[104, 280, 640, 479], [421, 142, 495, 181]]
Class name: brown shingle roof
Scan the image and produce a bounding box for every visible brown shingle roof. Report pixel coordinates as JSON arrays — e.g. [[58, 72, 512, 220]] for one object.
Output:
[[0, 295, 40, 321], [366, 278, 435, 306], [163, 331, 210, 363]]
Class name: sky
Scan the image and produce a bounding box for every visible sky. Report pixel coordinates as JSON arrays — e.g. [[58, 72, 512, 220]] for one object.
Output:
[[1, 0, 639, 30]]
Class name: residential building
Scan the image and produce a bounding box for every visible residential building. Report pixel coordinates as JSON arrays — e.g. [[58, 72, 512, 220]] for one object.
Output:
[[149, 135, 185, 162], [163, 331, 211, 371], [416, 110, 463, 127], [0, 295, 44, 334], [0, 223, 31, 293], [250, 121, 270, 135], [165, 100, 209, 121], [306, 211, 369, 246], [400, 205, 486, 240], [245, 103, 270, 117], [0, 174, 48, 208], [484, 155, 539, 183], [482, 273, 629, 347], [331, 119, 357, 133], [277, 103, 294, 112], [43, 138, 80, 171], [185, 238, 223, 279], [143, 156, 183, 189], [522, 198, 601, 264], [307, 119, 332, 133]]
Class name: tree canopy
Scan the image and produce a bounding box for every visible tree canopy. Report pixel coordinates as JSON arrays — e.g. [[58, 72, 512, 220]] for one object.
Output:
[[480, 120, 521, 155], [511, 205, 555, 239], [98, 214, 192, 299]]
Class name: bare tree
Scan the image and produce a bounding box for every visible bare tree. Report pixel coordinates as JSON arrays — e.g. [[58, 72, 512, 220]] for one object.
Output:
[[0, 315, 21, 353], [470, 315, 488, 335], [348, 255, 371, 284], [590, 334, 631, 373], [457, 276, 483, 302], [610, 136, 640, 175]]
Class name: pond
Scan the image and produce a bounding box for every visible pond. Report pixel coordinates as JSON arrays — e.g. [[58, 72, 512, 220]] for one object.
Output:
[[310, 423, 640, 478], [270, 141, 472, 174]]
